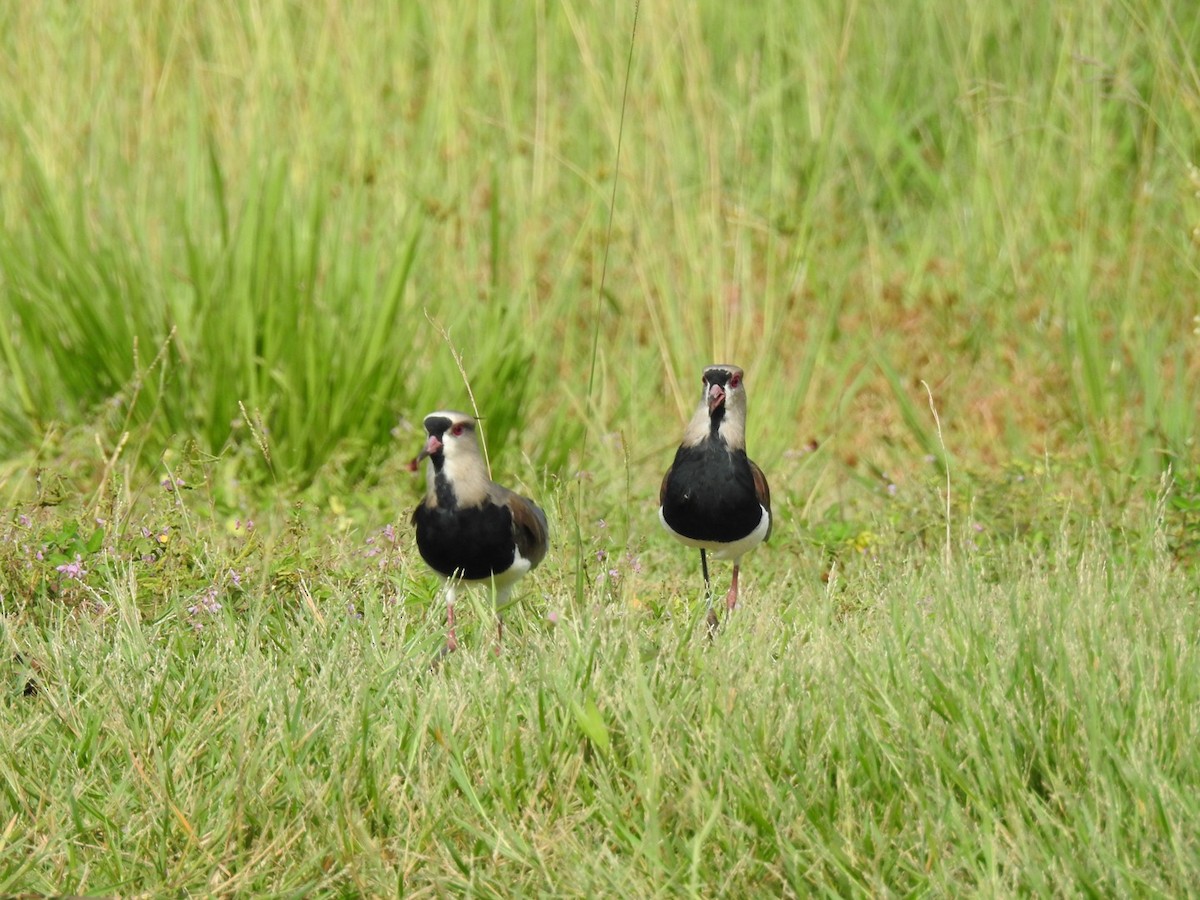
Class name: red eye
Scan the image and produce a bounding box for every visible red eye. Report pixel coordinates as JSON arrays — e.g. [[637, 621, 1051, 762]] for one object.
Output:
[[451, 424, 465, 436], [730, 373, 742, 388]]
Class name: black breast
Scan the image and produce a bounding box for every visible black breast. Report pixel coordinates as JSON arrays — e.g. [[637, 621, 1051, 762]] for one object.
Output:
[[661, 441, 763, 542], [414, 500, 518, 580]]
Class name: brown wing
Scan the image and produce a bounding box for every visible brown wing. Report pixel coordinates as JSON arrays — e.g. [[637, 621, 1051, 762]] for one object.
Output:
[[658, 464, 673, 508], [750, 459, 772, 541], [501, 489, 550, 569]]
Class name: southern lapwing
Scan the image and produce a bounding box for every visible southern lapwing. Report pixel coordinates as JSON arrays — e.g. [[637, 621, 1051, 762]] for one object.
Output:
[[412, 410, 549, 654], [659, 365, 771, 632]]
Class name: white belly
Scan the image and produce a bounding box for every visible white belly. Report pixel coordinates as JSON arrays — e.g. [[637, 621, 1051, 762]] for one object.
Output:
[[658, 505, 770, 560]]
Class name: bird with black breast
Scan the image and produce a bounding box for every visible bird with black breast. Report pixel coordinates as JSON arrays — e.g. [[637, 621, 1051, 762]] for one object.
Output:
[[659, 365, 771, 633], [412, 411, 549, 655]]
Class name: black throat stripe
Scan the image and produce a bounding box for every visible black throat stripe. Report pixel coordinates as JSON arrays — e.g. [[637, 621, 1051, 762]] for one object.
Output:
[[433, 471, 456, 508], [708, 404, 726, 435]]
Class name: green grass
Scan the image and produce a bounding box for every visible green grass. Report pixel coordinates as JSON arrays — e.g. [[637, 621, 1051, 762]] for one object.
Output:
[[2, 0, 1200, 894], [2, 484, 1198, 895]]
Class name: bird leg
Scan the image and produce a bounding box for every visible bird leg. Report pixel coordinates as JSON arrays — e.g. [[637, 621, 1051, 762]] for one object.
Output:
[[493, 585, 511, 656], [445, 585, 458, 654], [701, 549, 719, 635], [725, 563, 740, 612]]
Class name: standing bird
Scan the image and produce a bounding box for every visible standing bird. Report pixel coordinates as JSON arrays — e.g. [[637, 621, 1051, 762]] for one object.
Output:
[[412, 410, 549, 654], [659, 365, 771, 632]]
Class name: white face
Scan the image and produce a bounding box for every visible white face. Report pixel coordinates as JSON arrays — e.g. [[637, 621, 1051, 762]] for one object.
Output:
[[419, 410, 490, 503], [682, 365, 749, 449]]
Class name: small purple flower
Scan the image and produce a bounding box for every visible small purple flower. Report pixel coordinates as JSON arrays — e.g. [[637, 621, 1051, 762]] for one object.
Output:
[[382, 523, 396, 544], [18, 514, 30, 527], [887, 483, 898, 496], [229, 569, 242, 588], [187, 585, 222, 629], [56, 555, 86, 580]]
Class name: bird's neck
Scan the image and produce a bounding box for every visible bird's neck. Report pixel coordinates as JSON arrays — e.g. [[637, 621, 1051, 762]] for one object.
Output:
[[433, 469, 458, 509], [683, 406, 745, 452], [427, 455, 490, 508], [708, 406, 726, 437]]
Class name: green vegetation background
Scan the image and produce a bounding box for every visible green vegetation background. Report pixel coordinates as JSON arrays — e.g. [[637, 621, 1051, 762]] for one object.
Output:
[[1, 1, 1199, 894]]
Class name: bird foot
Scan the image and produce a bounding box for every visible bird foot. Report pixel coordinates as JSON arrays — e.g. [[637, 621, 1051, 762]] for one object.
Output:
[[430, 639, 457, 671], [705, 607, 720, 638]]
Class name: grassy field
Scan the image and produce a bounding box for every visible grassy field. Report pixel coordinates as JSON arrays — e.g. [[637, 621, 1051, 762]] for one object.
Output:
[[2, 0, 1200, 894]]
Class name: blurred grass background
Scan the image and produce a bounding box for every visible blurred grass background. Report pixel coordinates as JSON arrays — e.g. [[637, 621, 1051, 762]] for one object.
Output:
[[2, 0, 1197, 498]]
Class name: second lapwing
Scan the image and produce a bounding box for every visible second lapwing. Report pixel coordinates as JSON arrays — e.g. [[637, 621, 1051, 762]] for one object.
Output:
[[412, 410, 549, 654], [659, 365, 771, 632]]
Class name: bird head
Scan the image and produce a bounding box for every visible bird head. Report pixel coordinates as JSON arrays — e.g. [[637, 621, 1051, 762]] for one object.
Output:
[[416, 410, 492, 507], [702, 364, 746, 420], [418, 411, 480, 471], [674, 364, 749, 449]]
